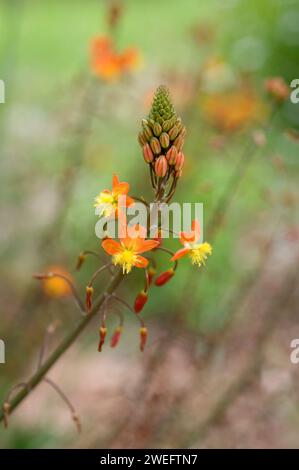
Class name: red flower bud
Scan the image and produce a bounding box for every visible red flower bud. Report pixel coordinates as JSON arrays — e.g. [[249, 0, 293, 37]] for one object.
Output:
[[134, 290, 148, 313], [154, 268, 175, 286], [166, 145, 178, 165], [85, 286, 94, 312], [175, 151, 185, 171], [140, 327, 148, 352], [155, 155, 168, 177], [98, 326, 107, 352], [110, 326, 123, 348], [143, 143, 154, 163]]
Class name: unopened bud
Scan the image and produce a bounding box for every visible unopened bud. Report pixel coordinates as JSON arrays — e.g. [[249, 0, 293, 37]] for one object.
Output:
[[175, 151, 185, 171], [138, 131, 147, 147], [174, 135, 184, 152], [166, 145, 178, 165], [110, 326, 123, 348], [134, 290, 148, 313], [160, 132, 170, 149], [143, 124, 153, 140], [162, 118, 173, 132], [140, 327, 148, 352], [155, 268, 175, 286], [176, 169, 183, 178], [86, 286, 94, 312], [153, 122, 162, 137], [143, 143, 154, 163], [150, 137, 161, 155], [168, 125, 179, 140], [76, 253, 85, 270], [155, 155, 168, 177], [98, 326, 107, 352]]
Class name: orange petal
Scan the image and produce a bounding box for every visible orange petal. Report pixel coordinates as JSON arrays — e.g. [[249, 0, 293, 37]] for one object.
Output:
[[171, 247, 190, 261], [102, 239, 123, 256], [125, 196, 135, 207], [135, 239, 160, 254], [112, 174, 120, 188], [134, 255, 149, 269]]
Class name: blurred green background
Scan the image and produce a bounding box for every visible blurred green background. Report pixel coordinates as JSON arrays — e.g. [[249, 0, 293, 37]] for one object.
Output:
[[0, 0, 299, 449]]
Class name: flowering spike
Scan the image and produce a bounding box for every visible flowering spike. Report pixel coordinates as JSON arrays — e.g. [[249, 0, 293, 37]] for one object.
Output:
[[98, 326, 107, 352], [139, 327, 148, 352], [85, 286, 94, 312], [110, 326, 123, 348], [134, 290, 148, 313], [154, 268, 175, 286]]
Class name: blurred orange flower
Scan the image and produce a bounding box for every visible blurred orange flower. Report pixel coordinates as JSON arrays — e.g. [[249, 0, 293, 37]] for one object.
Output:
[[90, 36, 140, 81], [42, 266, 72, 298], [265, 77, 289, 102], [202, 89, 265, 132]]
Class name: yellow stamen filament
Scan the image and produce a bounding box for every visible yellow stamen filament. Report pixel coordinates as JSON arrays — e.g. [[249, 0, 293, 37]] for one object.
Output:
[[113, 249, 138, 274], [189, 242, 212, 267]]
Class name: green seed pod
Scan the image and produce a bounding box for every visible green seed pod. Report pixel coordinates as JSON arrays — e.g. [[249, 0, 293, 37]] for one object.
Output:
[[143, 124, 153, 140], [160, 132, 170, 149], [150, 137, 161, 155], [153, 122, 162, 137], [168, 125, 179, 140]]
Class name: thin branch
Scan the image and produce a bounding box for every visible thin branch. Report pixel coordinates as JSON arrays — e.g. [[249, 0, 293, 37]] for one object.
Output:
[[44, 377, 81, 433], [0, 269, 124, 425]]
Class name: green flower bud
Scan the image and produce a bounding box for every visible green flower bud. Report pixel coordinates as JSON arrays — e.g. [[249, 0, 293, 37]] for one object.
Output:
[[150, 137, 161, 155], [143, 124, 153, 140], [160, 132, 170, 149], [168, 125, 179, 140], [153, 122, 162, 137]]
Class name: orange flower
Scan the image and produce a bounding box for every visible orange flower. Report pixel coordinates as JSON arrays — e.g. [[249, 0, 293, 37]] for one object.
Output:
[[202, 89, 264, 132], [42, 266, 72, 298], [265, 77, 289, 102], [171, 220, 212, 267], [102, 225, 159, 274], [90, 36, 140, 81], [94, 174, 134, 218]]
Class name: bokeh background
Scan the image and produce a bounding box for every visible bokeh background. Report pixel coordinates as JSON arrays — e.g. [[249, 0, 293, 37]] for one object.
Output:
[[0, 0, 299, 449]]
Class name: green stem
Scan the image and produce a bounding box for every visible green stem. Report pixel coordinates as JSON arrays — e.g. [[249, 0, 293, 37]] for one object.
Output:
[[0, 269, 124, 424]]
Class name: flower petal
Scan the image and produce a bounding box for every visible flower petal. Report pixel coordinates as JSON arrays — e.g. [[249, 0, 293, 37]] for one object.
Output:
[[133, 255, 149, 269], [135, 239, 160, 254], [170, 247, 190, 261], [102, 239, 123, 256]]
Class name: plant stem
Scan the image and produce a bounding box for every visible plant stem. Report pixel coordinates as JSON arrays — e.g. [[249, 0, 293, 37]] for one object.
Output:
[[0, 269, 124, 424]]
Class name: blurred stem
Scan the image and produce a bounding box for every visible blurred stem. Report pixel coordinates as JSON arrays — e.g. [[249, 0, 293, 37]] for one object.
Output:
[[0, 269, 123, 425]]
